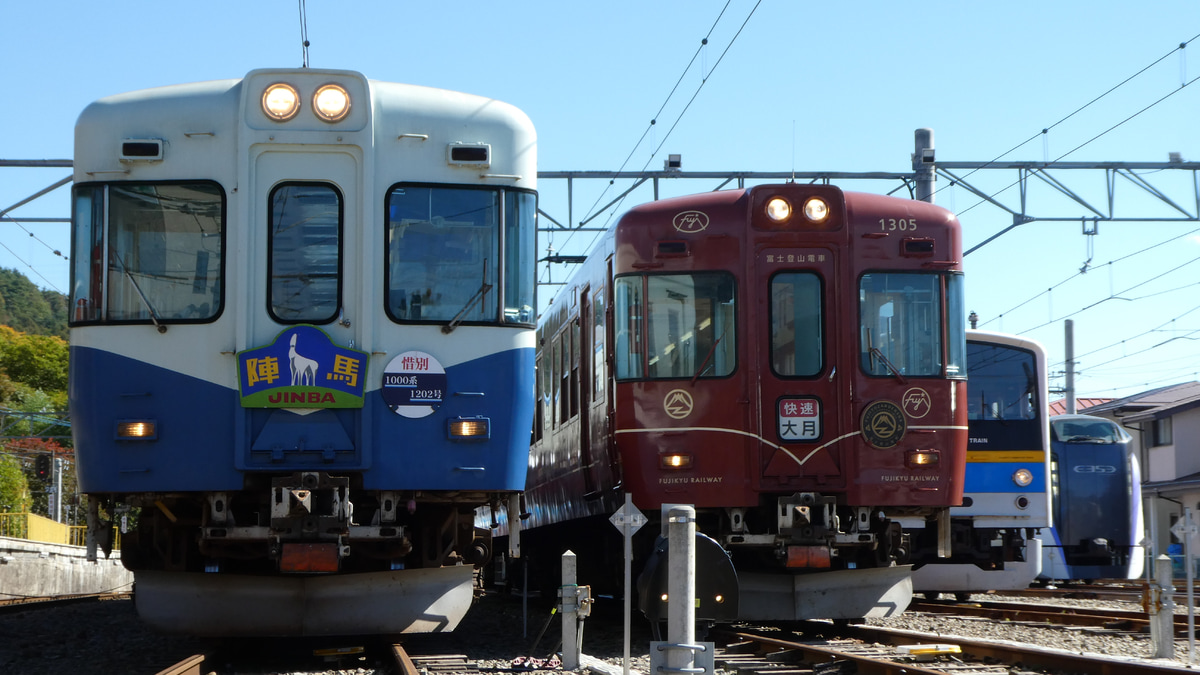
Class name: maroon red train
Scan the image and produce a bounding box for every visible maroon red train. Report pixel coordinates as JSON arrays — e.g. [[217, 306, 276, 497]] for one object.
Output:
[[504, 183, 967, 622]]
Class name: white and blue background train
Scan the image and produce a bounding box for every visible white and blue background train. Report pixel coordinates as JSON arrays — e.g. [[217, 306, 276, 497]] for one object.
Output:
[[905, 330, 1052, 598]]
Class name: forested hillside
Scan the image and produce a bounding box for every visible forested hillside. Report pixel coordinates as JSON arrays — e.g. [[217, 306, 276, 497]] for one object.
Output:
[[0, 268, 70, 515], [0, 268, 68, 339]]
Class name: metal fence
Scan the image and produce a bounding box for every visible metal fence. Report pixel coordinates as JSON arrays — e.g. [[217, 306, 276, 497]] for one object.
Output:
[[0, 512, 119, 549]]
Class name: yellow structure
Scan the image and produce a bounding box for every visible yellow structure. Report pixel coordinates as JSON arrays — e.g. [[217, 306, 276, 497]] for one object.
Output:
[[0, 512, 117, 548]]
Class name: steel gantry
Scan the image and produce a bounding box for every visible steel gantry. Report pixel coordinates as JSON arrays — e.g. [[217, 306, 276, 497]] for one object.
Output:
[[4, 134, 1200, 291]]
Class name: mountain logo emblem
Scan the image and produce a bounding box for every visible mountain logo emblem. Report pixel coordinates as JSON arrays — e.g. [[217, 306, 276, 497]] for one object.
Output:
[[664, 389, 694, 419]]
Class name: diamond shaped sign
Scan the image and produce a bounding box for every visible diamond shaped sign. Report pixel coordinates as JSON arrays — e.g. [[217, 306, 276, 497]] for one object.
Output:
[[610, 502, 647, 535]]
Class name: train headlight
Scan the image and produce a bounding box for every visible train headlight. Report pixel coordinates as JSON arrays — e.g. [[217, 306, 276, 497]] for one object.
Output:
[[660, 453, 693, 470], [313, 84, 352, 122], [262, 83, 301, 121], [1012, 468, 1034, 487], [448, 417, 490, 441], [905, 449, 939, 468], [802, 197, 830, 223], [765, 197, 792, 223], [115, 420, 157, 441]]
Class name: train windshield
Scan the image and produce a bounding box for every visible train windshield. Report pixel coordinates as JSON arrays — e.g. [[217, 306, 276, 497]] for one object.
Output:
[[70, 182, 224, 324], [859, 272, 964, 377], [966, 342, 1038, 421], [770, 272, 822, 377], [385, 186, 536, 325], [1051, 418, 1130, 443], [268, 183, 342, 323], [614, 272, 736, 380]]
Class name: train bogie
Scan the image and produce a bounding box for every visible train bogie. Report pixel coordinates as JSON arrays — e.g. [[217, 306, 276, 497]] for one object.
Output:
[[69, 69, 537, 636]]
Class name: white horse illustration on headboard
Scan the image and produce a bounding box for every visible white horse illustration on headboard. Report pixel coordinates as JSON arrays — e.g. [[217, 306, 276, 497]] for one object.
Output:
[[289, 334, 319, 386]]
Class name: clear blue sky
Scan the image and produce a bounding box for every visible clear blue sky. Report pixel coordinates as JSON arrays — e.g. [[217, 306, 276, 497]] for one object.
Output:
[[4, 1, 1200, 401]]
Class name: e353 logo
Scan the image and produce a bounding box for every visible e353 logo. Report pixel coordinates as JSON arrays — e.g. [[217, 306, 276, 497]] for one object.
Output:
[[1073, 465, 1117, 474]]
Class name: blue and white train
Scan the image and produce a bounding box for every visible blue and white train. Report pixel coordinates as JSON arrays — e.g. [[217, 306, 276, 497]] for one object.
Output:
[[907, 330, 1050, 599], [1038, 414, 1145, 582], [69, 68, 537, 636]]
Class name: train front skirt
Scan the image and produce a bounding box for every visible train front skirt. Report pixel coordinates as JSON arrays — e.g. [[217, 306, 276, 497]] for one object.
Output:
[[738, 565, 913, 620], [910, 539, 1042, 594], [133, 565, 475, 636]]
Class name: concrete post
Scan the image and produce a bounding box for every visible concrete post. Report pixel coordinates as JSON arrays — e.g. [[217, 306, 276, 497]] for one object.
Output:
[[1065, 320, 1076, 414], [1150, 554, 1176, 659], [913, 129, 936, 204], [1188, 507, 1196, 663], [667, 506, 696, 674], [561, 550, 580, 670]]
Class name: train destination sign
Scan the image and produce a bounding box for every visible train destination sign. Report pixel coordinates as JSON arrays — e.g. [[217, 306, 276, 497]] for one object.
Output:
[[382, 350, 447, 418], [237, 325, 368, 408], [778, 397, 821, 442]]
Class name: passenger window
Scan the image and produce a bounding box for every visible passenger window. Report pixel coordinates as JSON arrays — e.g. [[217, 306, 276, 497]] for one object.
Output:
[[593, 288, 606, 399], [386, 186, 499, 323], [70, 182, 225, 325], [268, 183, 342, 323]]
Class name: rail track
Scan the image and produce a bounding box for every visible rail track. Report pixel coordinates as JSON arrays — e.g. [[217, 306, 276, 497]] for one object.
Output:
[[0, 590, 130, 614], [150, 641, 482, 675], [907, 597, 1195, 634], [714, 621, 1193, 675], [10, 586, 1200, 674]]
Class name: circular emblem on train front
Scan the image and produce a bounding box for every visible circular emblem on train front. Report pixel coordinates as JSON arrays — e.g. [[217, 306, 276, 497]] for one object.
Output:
[[861, 400, 906, 449], [664, 389, 694, 419], [672, 210, 709, 233]]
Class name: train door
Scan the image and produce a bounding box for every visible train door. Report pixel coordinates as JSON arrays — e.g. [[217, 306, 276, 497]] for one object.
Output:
[[237, 148, 363, 469], [576, 287, 595, 493], [754, 248, 846, 491], [593, 277, 620, 486]]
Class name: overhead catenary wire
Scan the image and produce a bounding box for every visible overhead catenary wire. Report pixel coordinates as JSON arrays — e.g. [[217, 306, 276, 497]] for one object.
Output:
[[1048, 302, 1200, 372], [0, 218, 65, 294], [946, 33, 1199, 214], [546, 0, 762, 275], [959, 69, 1200, 224], [980, 225, 1200, 328], [298, 0, 310, 68], [950, 36, 1200, 396]]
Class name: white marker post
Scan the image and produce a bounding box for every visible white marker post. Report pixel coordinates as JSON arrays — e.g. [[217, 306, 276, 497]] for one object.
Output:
[[610, 494, 647, 675], [1172, 508, 1198, 662], [561, 551, 579, 669]]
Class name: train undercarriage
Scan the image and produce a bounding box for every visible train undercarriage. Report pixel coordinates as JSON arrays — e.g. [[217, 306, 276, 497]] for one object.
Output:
[[87, 471, 503, 636], [511, 491, 918, 624]]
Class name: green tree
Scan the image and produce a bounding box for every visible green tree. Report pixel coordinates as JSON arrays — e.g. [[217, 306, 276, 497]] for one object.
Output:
[[0, 454, 31, 514], [0, 326, 68, 393]]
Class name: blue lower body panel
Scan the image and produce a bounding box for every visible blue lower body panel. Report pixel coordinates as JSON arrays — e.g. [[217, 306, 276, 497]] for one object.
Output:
[[71, 345, 533, 493]]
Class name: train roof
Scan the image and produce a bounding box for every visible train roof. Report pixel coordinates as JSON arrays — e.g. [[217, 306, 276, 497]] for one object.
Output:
[[74, 68, 536, 185], [966, 329, 1047, 353]]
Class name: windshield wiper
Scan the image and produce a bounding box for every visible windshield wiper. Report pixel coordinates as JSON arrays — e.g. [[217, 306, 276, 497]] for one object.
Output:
[[442, 259, 493, 334], [112, 251, 167, 333], [690, 332, 724, 386], [865, 329, 905, 383]]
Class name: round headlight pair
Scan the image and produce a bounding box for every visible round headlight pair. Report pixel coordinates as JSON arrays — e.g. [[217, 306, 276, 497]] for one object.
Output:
[[764, 196, 831, 224], [261, 83, 351, 123]]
